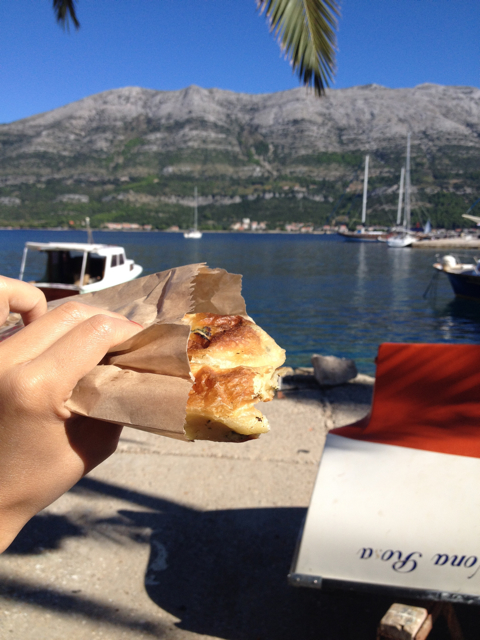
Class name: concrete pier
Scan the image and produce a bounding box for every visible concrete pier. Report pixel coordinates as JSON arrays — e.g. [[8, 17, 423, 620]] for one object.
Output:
[[413, 238, 480, 249]]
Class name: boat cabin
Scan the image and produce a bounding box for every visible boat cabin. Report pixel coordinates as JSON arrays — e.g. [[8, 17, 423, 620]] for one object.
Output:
[[19, 242, 143, 301]]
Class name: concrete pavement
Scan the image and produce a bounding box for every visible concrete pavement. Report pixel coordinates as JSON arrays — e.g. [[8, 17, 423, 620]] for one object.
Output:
[[1, 373, 478, 639]]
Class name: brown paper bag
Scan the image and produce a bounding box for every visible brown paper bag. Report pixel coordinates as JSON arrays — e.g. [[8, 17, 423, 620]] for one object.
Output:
[[63, 263, 248, 440]]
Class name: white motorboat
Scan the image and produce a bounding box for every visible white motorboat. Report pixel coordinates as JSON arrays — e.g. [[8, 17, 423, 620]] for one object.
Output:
[[432, 254, 480, 300], [18, 224, 143, 301], [184, 187, 202, 239]]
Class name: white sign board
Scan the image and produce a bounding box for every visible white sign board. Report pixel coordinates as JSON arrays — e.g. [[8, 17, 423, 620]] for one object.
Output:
[[290, 434, 480, 602]]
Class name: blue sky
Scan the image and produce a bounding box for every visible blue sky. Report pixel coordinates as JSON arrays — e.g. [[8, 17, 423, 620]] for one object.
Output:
[[0, 0, 479, 123]]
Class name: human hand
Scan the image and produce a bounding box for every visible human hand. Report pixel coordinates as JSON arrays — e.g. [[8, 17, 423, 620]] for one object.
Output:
[[0, 276, 143, 552]]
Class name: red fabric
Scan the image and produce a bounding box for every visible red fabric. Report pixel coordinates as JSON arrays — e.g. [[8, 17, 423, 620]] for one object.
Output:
[[331, 343, 480, 458]]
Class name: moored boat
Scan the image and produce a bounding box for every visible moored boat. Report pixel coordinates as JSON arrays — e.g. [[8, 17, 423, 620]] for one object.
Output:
[[337, 155, 389, 242], [387, 134, 415, 249], [387, 233, 415, 248], [18, 240, 143, 301], [433, 255, 480, 300], [184, 187, 202, 239], [338, 229, 388, 242]]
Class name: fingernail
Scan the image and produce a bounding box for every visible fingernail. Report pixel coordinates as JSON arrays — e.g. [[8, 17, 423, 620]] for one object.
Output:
[[130, 320, 144, 329]]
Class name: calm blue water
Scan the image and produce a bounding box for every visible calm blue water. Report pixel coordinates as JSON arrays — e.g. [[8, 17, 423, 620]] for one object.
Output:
[[2, 228, 480, 375]]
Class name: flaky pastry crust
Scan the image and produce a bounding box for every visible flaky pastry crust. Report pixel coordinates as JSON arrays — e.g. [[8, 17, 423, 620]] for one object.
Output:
[[182, 313, 285, 442]]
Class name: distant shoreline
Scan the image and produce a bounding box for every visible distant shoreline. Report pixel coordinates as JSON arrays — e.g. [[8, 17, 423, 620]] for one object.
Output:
[[2, 228, 480, 248], [0, 227, 338, 236]]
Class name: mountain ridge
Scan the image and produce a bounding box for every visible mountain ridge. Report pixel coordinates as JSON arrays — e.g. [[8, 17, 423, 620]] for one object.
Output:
[[0, 84, 479, 229]]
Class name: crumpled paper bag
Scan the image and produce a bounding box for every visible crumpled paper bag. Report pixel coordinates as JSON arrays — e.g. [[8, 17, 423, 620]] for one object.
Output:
[[59, 263, 247, 440]]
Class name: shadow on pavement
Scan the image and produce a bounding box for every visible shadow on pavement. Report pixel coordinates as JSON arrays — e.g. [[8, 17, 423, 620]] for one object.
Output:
[[122, 504, 395, 640], [3, 477, 480, 639], [0, 575, 167, 637], [4, 513, 85, 555]]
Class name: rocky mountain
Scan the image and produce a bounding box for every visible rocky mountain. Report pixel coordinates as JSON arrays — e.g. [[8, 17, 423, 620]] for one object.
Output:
[[0, 83, 479, 229]]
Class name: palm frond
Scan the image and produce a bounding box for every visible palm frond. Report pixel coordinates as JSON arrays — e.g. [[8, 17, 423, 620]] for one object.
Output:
[[53, 0, 80, 30], [257, 0, 339, 95]]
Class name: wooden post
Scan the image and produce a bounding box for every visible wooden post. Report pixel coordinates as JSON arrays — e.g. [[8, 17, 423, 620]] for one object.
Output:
[[377, 603, 428, 640], [377, 602, 464, 640]]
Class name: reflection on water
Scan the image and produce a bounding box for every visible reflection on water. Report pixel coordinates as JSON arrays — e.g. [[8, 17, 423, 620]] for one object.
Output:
[[1, 229, 480, 375], [433, 297, 480, 343], [352, 242, 367, 312], [445, 296, 480, 320]]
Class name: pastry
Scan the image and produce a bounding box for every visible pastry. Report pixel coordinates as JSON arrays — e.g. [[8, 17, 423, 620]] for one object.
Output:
[[183, 313, 285, 442]]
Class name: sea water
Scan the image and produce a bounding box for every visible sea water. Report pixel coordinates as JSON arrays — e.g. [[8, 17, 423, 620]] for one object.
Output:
[[1, 228, 480, 375]]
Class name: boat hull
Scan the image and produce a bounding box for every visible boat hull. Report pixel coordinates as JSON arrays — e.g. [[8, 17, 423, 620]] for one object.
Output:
[[387, 234, 415, 248], [36, 284, 80, 301], [34, 265, 144, 301], [338, 231, 386, 242], [445, 271, 480, 300]]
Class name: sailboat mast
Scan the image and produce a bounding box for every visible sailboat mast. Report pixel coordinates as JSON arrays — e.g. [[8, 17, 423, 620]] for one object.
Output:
[[361, 155, 369, 225], [396, 167, 405, 226], [194, 186, 198, 231], [404, 134, 411, 231]]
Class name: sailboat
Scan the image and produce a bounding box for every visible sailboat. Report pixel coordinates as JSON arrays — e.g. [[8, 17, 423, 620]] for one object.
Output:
[[184, 187, 202, 239], [337, 155, 387, 242], [387, 134, 415, 248], [396, 166, 405, 228]]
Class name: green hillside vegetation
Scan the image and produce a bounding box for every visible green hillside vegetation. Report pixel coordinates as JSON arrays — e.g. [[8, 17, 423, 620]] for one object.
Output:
[[0, 137, 478, 230]]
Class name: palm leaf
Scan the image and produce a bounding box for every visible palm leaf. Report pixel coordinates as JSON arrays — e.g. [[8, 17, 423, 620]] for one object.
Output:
[[257, 0, 339, 95], [53, 0, 80, 30]]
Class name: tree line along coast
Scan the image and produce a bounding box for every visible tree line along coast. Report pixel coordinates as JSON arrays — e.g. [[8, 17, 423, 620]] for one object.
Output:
[[0, 175, 476, 234]]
